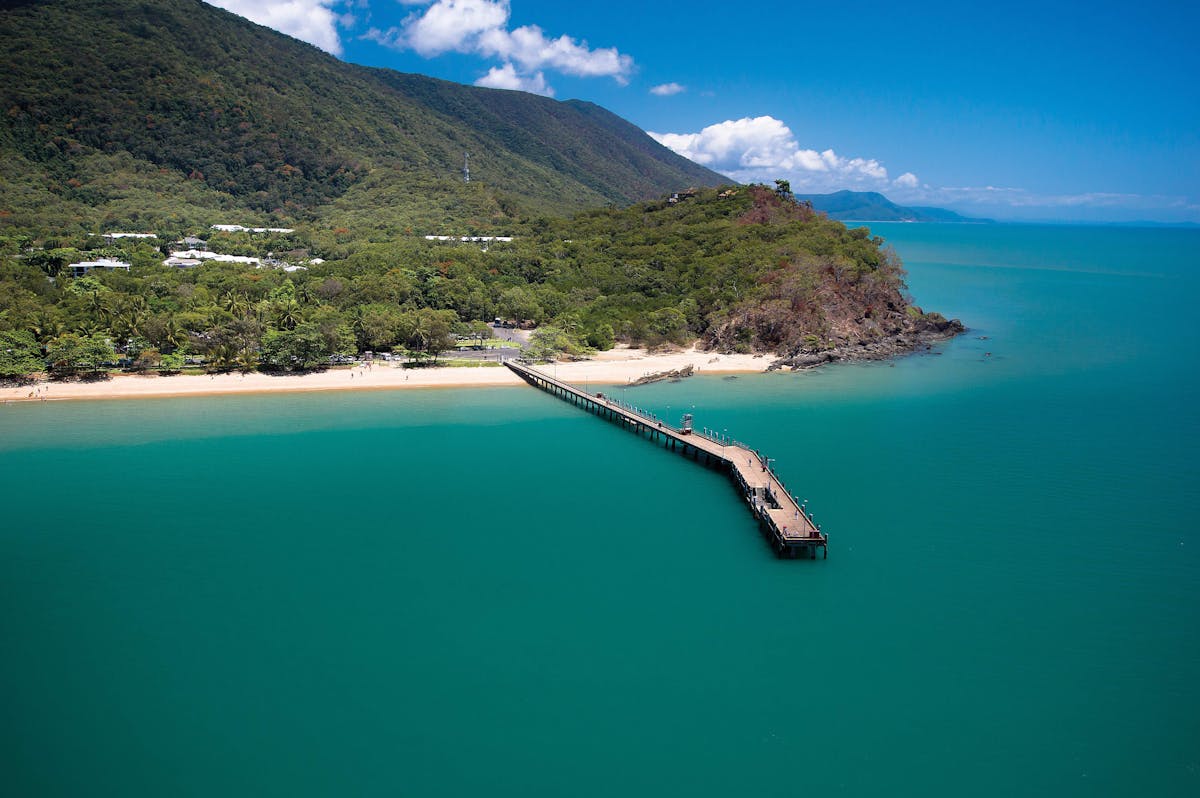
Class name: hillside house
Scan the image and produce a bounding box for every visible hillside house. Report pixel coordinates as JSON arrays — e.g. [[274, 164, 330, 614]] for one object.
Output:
[[423, 235, 514, 243], [68, 258, 131, 277], [164, 249, 261, 266], [211, 224, 295, 234], [99, 232, 157, 241]]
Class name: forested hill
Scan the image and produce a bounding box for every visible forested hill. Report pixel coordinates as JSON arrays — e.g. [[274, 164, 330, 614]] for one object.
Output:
[[0, 0, 723, 237], [0, 183, 963, 378], [796, 191, 989, 223]]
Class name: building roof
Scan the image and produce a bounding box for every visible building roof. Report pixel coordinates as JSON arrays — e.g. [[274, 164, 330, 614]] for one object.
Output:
[[211, 224, 295, 234], [166, 249, 261, 265], [69, 258, 131, 269]]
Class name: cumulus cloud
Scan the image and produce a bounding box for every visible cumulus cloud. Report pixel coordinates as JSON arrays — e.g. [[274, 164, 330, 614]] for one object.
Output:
[[650, 82, 686, 96], [475, 63, 553, 96], [648, 116, 898, 192], [210, 1, 346, 56], [650, 116, 1197, 222], [365, 0, 633, 95], [401, 0, 508, 56]]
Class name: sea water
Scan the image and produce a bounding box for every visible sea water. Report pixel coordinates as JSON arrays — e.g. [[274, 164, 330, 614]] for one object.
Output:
[[1, 225, 1197, 796]]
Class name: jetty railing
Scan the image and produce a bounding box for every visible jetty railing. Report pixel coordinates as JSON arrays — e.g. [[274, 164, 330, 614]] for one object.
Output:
[[505, 360, 827, 559]]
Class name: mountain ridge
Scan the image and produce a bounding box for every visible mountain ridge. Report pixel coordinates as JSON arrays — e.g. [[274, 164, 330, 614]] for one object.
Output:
[[0, 0, 724, 237], [796, 190, 991, 223]]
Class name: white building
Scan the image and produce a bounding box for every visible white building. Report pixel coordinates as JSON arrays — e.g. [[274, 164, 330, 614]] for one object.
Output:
[[165, 249, 262, 266], [211, 224, 295, 234], [68, 258, 131, 278], [98, 232, 157, 240], [423, 235, 514, 243], [163, 249, 308, 271]]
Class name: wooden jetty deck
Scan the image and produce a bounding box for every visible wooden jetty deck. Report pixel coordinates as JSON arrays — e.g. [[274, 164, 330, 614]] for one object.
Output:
[[506, 360, 827, 559]]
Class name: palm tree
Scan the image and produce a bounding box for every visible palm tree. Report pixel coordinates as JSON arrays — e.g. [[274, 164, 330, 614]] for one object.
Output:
[[275, 299, 303, 331], [206, 342, 237, 372], [403, 312, 431, 355], [234, 350, 260, 374], [348, 306, 370, 348], [296, 282, 317, 306], [88, 288, 108, 319], [29, 313, 64, 344], [222, 292, 251, 317], [162, 318, 184, 354]]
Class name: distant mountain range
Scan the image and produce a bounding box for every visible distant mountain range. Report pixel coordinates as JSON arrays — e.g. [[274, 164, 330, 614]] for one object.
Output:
[[0, 0, 724, 236], [795, 191, 991, 223]]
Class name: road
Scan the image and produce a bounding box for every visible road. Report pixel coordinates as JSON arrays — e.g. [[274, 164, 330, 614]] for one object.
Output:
[[448, 346, 522, 361]]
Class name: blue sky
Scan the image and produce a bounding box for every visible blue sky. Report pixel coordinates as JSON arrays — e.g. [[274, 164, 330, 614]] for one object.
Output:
[[210, 0, 1199, 222]]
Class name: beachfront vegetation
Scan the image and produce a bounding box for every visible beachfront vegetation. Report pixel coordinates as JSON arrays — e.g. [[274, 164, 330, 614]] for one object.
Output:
[[0, 185, 941, 378], [0, 331, 44, 380]]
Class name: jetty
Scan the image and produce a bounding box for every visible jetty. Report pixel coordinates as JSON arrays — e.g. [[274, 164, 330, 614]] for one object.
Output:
[[506, 361, 827, 559]]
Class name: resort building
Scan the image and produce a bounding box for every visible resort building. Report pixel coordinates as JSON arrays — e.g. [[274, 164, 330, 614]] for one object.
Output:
[[67, 258, 131, 278], [98, 232, 157, 241], [211, 224, 295, 234], [164, 249, 261, 266], [423, 235, 514, 243]]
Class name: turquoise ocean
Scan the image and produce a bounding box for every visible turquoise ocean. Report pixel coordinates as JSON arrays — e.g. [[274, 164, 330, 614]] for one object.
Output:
[[2, 224, 1198, 796]]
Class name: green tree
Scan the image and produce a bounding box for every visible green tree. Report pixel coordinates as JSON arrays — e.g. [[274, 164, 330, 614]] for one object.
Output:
[[647, 307, 689, 345], [351, 304, 404, 350], [159, 352, 186, 372], [525, 324, 590, 361], [260, 321, 343, 371], [498, 286, 543, 323], [46, 333, 115, 377], [0, 330, 45, 380], [467, 319, 492, 346], [584, 322, 614, 350], [274, 298, 304, 331], [398, 308, 457, 362]]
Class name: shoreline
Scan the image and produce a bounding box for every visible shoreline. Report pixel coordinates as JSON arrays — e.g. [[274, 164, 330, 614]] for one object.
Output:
[[0, 347, 775, 404]]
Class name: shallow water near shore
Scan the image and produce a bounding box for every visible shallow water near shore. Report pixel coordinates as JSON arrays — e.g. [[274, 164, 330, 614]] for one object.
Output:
[[2, 224, 1198, 796]]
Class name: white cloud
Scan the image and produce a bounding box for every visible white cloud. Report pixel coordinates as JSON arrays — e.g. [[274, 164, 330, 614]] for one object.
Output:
[[367, 0, 634, 95], [479, 25, 632, 82], [402, 0, 509, 56], [209, 1, 346, 56], [650, 82, 686, 96], [648, 116, 1198, 222], [475, 63, 553, 96], [648, 116, 898, 192]]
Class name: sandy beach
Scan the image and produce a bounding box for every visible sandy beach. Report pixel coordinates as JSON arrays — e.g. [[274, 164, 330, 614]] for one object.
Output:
[[1, 347, 774, 403]]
